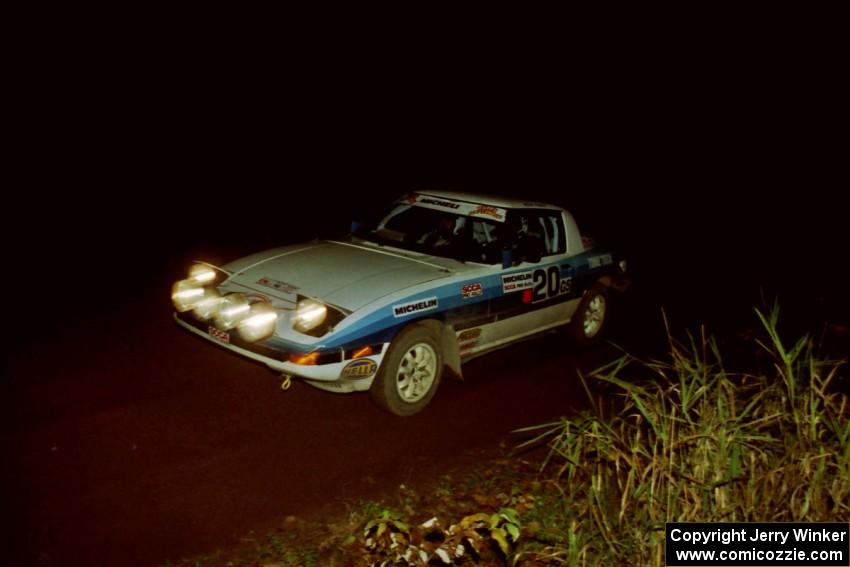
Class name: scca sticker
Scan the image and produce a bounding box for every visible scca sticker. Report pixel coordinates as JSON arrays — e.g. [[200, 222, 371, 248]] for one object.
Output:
[[461, 282, 483, 299], [341, 358, 377, 379], [502, 271, 534, 293], [393, 297, 438, 318]]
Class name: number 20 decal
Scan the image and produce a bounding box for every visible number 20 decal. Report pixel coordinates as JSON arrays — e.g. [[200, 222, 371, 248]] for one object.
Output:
[[532, 266, 573, 302]]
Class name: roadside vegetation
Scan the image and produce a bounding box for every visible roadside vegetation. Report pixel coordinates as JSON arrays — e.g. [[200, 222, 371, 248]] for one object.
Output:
[[168, 304, 848, 566]]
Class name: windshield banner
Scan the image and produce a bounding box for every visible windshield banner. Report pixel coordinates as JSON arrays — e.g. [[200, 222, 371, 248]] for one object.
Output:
[[401, 194, 507, 222]]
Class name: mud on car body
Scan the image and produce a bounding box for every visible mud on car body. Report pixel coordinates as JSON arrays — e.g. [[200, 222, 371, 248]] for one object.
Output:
[[172, 191, 630, 415]]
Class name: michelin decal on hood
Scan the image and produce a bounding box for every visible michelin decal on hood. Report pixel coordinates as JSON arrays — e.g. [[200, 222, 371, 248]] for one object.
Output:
[[393, 297, 438, 318]]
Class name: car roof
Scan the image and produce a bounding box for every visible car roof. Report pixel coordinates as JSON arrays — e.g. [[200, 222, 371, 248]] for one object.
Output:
[[415, 190, 563, 212]]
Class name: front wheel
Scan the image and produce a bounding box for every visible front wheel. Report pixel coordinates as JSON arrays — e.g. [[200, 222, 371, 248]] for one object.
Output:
[[370, 323, 443, 416], [570, 284, 609, 346]]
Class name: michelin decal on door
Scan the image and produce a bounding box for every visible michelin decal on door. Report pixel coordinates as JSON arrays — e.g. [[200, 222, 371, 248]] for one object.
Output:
[[502, 271, 535, 293]]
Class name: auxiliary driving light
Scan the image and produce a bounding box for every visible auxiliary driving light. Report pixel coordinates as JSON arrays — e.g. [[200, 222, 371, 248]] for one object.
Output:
[[171, 279, 204, 312], [214, 293, 250, 330], [189, 263, 217, 284], [238, 302, 278, 342], [191, 288, 223, 320], [293, 298, 328, 333]]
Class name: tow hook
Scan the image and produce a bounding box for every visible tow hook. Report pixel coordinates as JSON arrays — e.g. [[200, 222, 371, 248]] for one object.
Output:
[[280, 374, 292, 391]]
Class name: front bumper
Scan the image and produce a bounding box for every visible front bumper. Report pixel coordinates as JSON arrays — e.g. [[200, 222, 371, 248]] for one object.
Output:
[[174, 313, 387, 392]]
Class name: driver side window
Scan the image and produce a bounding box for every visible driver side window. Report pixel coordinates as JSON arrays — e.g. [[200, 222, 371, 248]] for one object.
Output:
[[511, 211, 566, 256], [467, 218, 502, 263]]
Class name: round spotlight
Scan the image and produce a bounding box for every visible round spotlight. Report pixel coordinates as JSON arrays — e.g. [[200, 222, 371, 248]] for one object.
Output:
[[172, 279, 204, 312], [192, 288, 223, 320], [189, 264, 217, 284], [293, 298, 328, 333], [214, 293, 250, 330], [238, 302, 278, 342]]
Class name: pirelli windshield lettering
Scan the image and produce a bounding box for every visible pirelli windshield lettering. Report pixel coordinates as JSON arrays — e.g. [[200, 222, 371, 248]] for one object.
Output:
[[403, 194, 507, 223]]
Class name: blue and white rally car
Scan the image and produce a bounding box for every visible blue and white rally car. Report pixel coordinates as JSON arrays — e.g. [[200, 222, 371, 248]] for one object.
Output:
[[172, 191, 629, 415]]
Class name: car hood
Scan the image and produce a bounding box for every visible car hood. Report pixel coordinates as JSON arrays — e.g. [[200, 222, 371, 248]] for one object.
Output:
[[221, 240, 455, 311]]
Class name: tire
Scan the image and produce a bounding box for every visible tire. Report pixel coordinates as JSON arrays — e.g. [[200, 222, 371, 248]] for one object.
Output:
[[370, 323, 443, 416], [570, 284, 609, 346]]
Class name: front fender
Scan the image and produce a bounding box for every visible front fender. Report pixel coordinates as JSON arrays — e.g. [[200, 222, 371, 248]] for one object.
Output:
[[413, 319, 463, 381], [439, 322, 463, 381]]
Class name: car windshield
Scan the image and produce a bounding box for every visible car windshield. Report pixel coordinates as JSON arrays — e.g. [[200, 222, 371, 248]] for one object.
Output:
[[352, 198, 504, 264]]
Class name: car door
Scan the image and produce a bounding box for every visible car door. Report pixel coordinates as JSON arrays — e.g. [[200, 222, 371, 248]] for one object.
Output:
[[478, 209, 580, 349]]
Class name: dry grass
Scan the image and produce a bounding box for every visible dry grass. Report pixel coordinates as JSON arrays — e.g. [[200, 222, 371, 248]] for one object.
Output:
[[516, 304, 849, 566]]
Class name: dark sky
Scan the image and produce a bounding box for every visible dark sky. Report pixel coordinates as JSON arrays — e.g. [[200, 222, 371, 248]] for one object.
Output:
[[8, 27, 847, 341]]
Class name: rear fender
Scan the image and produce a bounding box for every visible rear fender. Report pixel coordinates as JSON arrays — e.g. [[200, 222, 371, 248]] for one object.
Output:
[[596, 274, 631, 294]]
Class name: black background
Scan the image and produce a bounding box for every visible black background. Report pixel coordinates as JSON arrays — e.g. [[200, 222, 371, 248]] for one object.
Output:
[[7, 18, 848, 347], [2, 16, 848, 566]]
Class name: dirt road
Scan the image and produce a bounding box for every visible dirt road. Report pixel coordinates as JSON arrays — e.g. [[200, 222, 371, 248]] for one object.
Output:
[[3, 288, 619, 566]]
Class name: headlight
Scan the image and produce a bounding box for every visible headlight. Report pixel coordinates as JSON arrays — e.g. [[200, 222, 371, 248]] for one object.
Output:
[[192, 288, 223, 320], [172, 279, 205, 312], [293, 298, 328, 333], [189, 263, 217, 284], [214, 293, 251, 330], [238, 302, 278, 342]]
